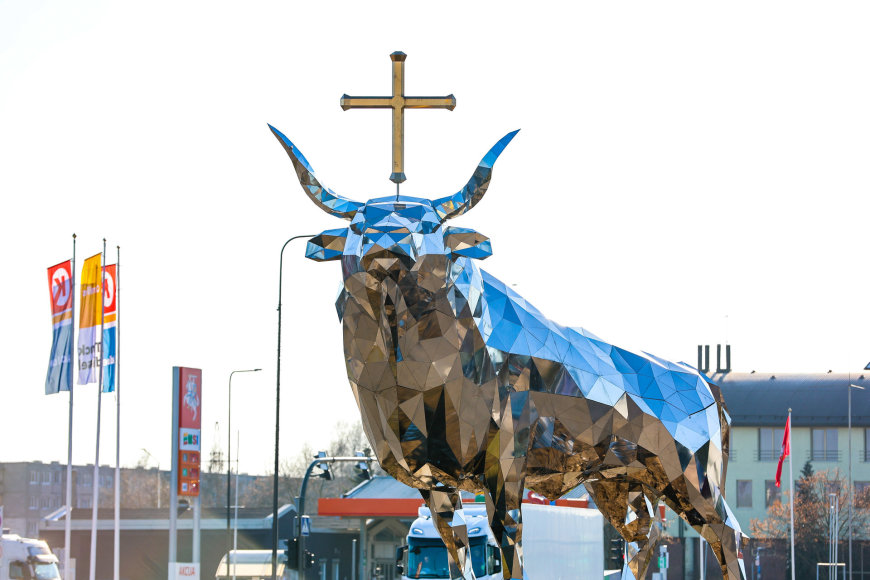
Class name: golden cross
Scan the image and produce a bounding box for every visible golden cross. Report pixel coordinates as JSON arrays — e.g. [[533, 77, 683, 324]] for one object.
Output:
[[341, 51, 456, 184]]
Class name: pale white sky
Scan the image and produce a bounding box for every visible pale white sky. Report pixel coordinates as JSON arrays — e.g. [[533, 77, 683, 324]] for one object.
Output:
[[2, 1, 869, 476]]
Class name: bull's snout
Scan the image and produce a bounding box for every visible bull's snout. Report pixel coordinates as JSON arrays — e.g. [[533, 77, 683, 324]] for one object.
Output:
[[359, 245, 417, 278]]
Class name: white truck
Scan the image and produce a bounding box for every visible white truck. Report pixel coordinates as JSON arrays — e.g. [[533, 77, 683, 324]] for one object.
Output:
[[0, 533, 62, 580], [396, 503, 603, 580]]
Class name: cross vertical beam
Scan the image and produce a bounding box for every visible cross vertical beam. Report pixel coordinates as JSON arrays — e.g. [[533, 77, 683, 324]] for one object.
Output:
[[341, 51, 456, 184]]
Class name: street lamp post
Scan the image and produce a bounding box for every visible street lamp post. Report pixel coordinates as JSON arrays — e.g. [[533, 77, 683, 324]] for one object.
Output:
[[848, 381, 865, 580], [272, 234, 315, 580], [828, 493, 840, 580], [295, 453, 373, 579], [227, 369, 261, 563], [141, 448, 160, 508]]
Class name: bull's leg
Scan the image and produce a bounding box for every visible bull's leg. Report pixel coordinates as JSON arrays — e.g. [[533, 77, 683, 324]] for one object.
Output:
[[665, 492, 748, 580], [481, 440, 527, 578], [419, 488, 475, 580], [586, 479, 661, 580]]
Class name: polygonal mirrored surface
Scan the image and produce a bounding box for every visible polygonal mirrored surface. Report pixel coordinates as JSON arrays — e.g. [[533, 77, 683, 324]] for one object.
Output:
[[271, 124, 748, 580]]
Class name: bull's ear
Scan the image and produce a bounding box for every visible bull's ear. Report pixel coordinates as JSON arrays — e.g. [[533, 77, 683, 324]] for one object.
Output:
[[444, 227, 492, 260], [305, 228, 347, 261]]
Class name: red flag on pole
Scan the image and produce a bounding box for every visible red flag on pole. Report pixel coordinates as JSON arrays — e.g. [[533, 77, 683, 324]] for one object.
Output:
[[775, 415, 791, 487]]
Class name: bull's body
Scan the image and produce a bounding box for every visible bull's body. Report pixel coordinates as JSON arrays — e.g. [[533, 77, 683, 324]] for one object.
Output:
[[271, 126, 748, 579]]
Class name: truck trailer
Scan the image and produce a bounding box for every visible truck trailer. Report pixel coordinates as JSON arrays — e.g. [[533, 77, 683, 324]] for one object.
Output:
[[396, 502, 603, 580]]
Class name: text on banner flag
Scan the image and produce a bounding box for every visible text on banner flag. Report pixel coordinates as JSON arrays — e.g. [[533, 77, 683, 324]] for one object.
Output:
[[78, 253, 101, 385]]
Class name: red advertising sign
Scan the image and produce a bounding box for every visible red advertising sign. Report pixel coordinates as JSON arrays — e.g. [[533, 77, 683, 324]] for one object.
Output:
[[176, 367, 201, 496], [103, 264, 117, 316], [47, 261, 73, 317]]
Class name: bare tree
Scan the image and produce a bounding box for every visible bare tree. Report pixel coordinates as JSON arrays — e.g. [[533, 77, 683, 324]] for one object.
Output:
[[235, 420, 384, 510], [751, 463, 870, 577]]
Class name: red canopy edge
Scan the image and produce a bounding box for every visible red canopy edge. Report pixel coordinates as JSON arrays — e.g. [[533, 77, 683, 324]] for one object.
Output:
[[318, 497, 424, 517], [318, 496, 588, 517]]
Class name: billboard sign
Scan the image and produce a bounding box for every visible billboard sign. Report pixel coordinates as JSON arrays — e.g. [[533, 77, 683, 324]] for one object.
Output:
[[173, 367, 201, 496]]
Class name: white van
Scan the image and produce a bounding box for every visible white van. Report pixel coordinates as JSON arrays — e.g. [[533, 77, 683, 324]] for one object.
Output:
[[214, 550, 292, 580], [0, 533, 62, 580]]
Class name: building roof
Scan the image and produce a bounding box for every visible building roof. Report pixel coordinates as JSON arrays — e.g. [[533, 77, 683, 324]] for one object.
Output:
[[343, 476, 422, 500], [713, 372, 870, 427], [54, 506, 288, 521], [41, 504, 298, 532]]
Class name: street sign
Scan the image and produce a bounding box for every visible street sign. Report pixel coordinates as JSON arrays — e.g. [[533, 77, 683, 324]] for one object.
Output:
[[300, 515, 311, 537]]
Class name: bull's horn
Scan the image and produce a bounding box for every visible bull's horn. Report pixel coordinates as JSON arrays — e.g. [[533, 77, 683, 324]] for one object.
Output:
[[269, 124, 363, 220], [433, 129, 519, 220]]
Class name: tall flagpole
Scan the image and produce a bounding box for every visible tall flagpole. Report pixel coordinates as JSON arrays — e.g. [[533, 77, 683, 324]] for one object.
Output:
[[64, 233, 76, 580], [788, 408, 795, 580], [113, 246, 121, 580], [233, 430, 240, 580], [89, 239, 106, 580]]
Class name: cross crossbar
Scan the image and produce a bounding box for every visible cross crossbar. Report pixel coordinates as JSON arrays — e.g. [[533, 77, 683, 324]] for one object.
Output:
[[340, 51, 455, 184]]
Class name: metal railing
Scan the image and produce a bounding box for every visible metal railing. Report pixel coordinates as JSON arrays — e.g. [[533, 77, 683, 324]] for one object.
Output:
[[755, 449, 779, 462], [808, 450, 842, 462]]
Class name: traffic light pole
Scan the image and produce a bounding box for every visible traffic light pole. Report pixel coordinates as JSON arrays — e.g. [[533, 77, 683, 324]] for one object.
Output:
[[295, 454, 373, 579]]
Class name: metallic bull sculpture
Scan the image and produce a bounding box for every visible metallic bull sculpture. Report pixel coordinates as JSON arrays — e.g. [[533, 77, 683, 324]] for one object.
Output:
[[270, 124, 748, 579]]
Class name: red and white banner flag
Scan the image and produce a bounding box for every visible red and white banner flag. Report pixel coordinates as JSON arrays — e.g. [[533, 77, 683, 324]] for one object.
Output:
[[46, 260, 74, 394], [101, 264, 117, 392], [775, 415, 791, 487]]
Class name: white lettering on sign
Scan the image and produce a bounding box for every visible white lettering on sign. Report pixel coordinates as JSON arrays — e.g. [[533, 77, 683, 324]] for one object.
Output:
[[52, 268, 71, 308], [103, 271, 115, 308]]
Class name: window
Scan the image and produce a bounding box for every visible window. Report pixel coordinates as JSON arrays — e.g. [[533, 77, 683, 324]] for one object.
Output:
[[812, 428, 839, 461], [765, 481, 782, 507], [736, 480, 752, 508], [10, 562, 27, 579], [79, 471, 92, 485], [30, 470, 39, 484], [78, 496, 92, 509], [41, 496, 50, 509], [758, 428, 784, 461], [856, 481, 869, 501], [29, 496, 39, 510]]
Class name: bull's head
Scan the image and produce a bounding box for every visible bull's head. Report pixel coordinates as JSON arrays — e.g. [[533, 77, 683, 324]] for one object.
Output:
[[269, 125, 518, 278]]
